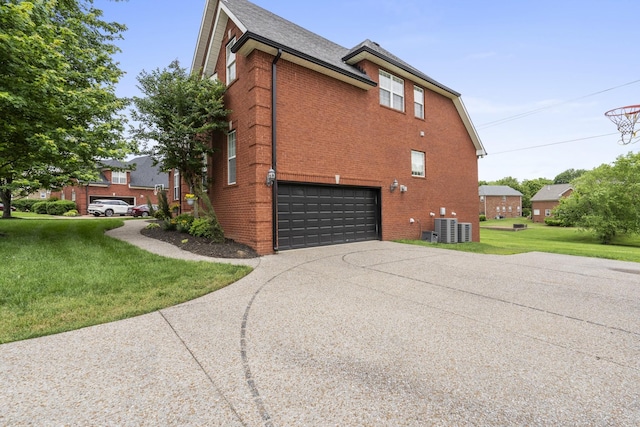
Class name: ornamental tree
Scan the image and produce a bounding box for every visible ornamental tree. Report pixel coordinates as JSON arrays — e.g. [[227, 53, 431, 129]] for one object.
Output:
[[0, 0, 132, 218], [130, 60, 229, 212]]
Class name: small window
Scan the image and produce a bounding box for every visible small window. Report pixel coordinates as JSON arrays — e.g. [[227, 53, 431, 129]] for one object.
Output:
[[111, 171, 127, 185], [379, 70, 404, 112], [228, 130, 236, 185], [226, 38, 236, 84], [545, 209, 551, 217], [533, 209, 540, 216], [173, 169, 180, 200], [414, 86, 424, 119], [411, 150, 425, 177]]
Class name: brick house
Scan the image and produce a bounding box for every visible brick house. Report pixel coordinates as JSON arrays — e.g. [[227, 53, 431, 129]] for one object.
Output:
[[55, 156, 168, 214], [478, 185, 523, 218], [187, 0, 486, 255], [530, 184, 573, 223]]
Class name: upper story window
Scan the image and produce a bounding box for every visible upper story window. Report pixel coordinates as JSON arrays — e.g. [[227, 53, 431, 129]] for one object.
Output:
[[379, 70, 404, 112], [111, 171, 127, 185], [414, 86, 424, 119], [226, 38, 236, 84], [411, 150, 425, 177], [228, 130, 236, 185]]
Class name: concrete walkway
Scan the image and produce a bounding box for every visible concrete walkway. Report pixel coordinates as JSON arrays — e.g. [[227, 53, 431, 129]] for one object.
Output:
[[1, 221, 640, 425]]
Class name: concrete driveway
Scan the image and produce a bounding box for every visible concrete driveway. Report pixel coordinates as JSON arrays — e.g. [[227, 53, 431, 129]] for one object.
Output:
[[1, 227, 639, 425]]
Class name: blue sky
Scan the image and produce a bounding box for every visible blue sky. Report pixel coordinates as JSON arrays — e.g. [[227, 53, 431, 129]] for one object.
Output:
[[97, 0, 640, 182]]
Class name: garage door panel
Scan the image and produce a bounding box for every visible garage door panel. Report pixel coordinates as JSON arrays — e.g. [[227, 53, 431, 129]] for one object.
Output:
[[278, 183, 379, 250]]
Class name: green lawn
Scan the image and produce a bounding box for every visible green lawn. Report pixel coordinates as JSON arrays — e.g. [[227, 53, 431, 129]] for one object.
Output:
[[0, 218, 252, 344], [400, 218, 640, 263]]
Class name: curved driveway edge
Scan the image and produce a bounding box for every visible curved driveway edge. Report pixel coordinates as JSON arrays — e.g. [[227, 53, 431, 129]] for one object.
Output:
[[1, 223, 639, 425]]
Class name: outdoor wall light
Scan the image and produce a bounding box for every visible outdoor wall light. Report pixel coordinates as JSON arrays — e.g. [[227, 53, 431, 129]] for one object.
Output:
[[266, 168, 276, 187], [440, 207, 446, 216], [452, 212, 457, 216], [390, 179, 399, 192], [400, 185, 407, 193], [430, 212, 435, 217]]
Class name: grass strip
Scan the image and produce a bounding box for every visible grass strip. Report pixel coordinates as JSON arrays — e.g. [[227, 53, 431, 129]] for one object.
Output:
[[0, 219, 252, 343]]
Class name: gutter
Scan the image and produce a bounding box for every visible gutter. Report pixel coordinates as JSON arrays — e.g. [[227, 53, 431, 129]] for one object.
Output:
[[272, 49, 282, 252]]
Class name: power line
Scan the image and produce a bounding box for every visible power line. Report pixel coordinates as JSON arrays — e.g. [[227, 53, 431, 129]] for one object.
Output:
[[477, 79, 640, 129], [489, 132, 619, 155]]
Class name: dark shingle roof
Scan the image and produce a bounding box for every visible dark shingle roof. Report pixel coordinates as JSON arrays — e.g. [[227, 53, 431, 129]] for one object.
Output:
[[95, 156, 168, 188], [343, 39, 460, 96], [225, 0, 456, 94], [531, 184, 573, 202], [478, 185, 523, 197], [225, 0, 372, 85]]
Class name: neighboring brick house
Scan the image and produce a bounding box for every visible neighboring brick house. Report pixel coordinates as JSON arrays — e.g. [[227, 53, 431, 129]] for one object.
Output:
[[478, 185, 523, 218], [55, 156, 169, 214], [188, 0, 486, 255], [530, 184, 573, 223]]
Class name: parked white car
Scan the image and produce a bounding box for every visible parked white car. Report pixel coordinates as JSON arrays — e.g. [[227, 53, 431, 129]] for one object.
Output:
[[88, 199, 132, 217]]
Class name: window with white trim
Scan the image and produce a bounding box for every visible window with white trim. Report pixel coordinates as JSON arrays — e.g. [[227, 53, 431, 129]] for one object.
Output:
[[111, 171, 127, 184], [173, 169, 180, 200], [411, 150, 425, 177], [226, 38, 236, 84], [545, 209, 551, 217], [228, 131, 236, 185], [414, 86, 424, 119], [379, 70, 404, 111]]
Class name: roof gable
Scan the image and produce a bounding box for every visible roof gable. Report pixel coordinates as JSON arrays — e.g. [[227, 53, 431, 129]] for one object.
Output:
[[531, 184, 573, 202]]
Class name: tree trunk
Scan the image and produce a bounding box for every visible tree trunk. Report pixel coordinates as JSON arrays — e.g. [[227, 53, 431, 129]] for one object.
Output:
[[1, 181, 12, 219]]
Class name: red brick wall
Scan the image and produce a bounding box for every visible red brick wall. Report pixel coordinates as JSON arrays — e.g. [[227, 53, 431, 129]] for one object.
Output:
[[480, 195, 522, 218], [204, 20, 480, 254]]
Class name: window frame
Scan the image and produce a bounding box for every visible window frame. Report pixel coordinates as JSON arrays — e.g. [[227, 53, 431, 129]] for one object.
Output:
[[227, 130, 237, 185], [414, 85, 424, 119], [226, 37, 236, 84], [111, 171, 127, 185], [379, 70, 405, 112], [173, 169, 180, 201], [411, 150, 425, 178]]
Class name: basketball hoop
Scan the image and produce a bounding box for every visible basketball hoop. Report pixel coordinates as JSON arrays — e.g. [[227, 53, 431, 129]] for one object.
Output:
[[604, 104, 640, 145]]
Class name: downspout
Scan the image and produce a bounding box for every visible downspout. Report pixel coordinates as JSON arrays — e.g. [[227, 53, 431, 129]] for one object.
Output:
[[271, 49, 282, 252]]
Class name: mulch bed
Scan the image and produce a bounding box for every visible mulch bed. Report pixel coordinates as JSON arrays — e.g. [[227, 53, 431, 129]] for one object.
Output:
[[140, 224, 259, 259]]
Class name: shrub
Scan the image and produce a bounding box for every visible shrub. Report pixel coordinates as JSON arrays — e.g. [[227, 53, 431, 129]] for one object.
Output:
[[162, 218, 177, 231], [156, 189, 172, 220], [174, 213, 194, 233], [145, 222, 160, 229], [479, 214, 487, 222], [522, 208, 531, 218], [189, 218, 214, 239], [545, 218, 564, 226], [63, 209, 79, 217], [47, 200, 77, 215], [32, 201, 49, 214], [146, 200, 156, 217], [12, 199, 40, 212]]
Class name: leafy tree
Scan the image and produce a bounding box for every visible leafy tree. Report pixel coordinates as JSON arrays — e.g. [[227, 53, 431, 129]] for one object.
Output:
[[130, 60, 229, 206], [521, 177, 552, 209], [554, 152, 640, 243], [0, 0, 132, 218], [553, 168, 586, 184]]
